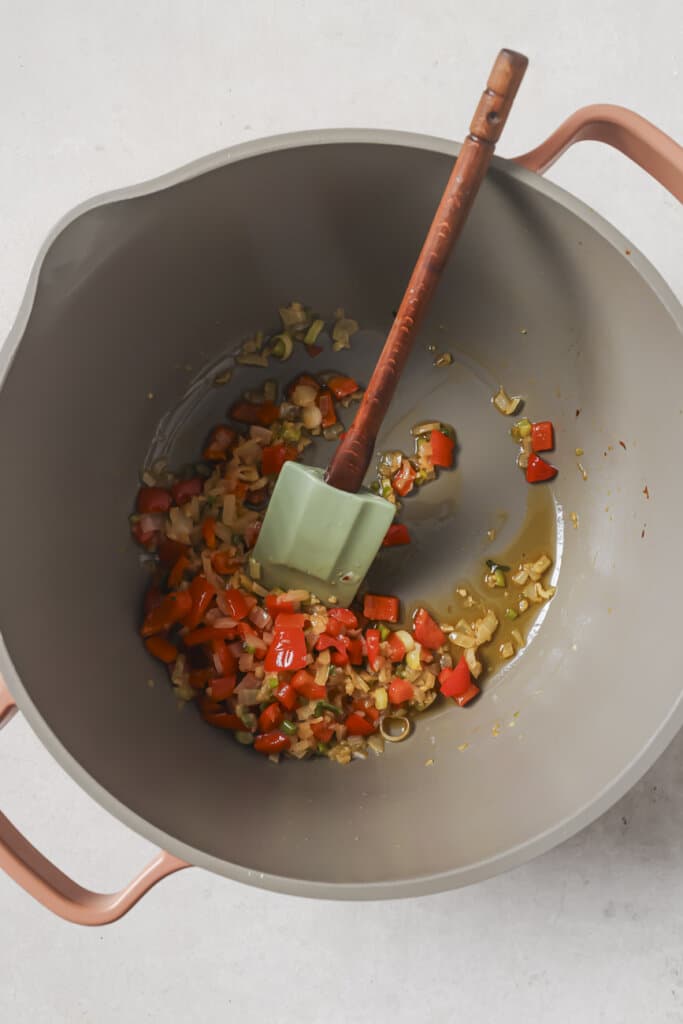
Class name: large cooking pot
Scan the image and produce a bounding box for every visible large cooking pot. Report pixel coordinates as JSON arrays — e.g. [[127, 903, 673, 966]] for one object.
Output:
[[1, 106, 681, 924]]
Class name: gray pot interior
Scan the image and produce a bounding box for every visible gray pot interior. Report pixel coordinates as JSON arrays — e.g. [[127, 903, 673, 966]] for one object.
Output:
[[0, 135, 681, 895]]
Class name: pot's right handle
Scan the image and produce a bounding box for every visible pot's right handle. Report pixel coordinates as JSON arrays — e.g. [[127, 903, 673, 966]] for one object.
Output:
[[513, 104, 683, 202], [0, 675, 188, 925]]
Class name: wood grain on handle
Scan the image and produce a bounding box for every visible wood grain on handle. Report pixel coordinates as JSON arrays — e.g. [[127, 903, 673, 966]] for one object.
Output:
[[325, 49, 528, 492]]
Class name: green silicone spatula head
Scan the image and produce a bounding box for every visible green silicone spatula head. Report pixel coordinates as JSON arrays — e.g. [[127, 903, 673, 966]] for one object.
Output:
[[252, 49, 528, 606]]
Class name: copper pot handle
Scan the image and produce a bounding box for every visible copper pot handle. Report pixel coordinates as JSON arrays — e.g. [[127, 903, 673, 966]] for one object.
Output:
[[0, 675, 188, 925], [513, 103, 683, 202]]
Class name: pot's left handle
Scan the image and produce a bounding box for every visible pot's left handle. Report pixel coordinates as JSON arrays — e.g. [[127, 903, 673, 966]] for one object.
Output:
[[0, 676, 188, 925]]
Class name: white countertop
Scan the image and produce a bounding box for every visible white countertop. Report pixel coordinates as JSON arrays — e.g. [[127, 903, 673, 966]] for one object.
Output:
[[1, 4, 681, 1022]]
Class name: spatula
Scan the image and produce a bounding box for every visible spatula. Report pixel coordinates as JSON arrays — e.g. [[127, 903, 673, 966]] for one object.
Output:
[[252, 49, 528, 606]]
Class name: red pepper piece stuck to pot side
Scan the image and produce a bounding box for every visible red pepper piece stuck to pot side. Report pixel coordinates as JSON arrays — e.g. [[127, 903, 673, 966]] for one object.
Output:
[[382, 522, 411, 547], [429, 430, 455, 468], [526, 453, 558, 483], [363, 594, 400, 622], [531, 420, 554, 453]]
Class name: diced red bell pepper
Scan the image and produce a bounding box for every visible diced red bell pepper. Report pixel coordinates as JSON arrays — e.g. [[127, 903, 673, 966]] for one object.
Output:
[[326, 617, 345, 637], [386, 632, 407, 662], [316, 388, 337, 428], [388, 677, 414, 705], [157, 537, 189, 566], [363, 594, 400, 623], [455, 681, 480, 706], [526, 453, 558, 483], [188, 668, 213, 691], [202, 517, 217, 549], [207, 675, 237, 700], [261, 444, 299, 477], [413, 607, 447, 650], [315, 634, 349, 661], [274, 613, 306, 631], [201, 711, 246, 731], [171, 477, 203, 506], [345, 712, 376, 736], [346, 638, 364, 666], [430, 430, 455, 468], [311, 720, 335, 743], [256, 402, 281, 427], [274, 681, 297, 711], [265, 593, 298, 615], [258, 702, 283, 733], [136, 486, 172, 514], [327, 375, 359, 400], [365, 628, 380, 670], [141, 590, 193, 637], [230, 402, 259, 427], [265, 627, 309, 672], [352, 697, 380, 723], [531, 420, 554, 453], [382, 522, 411, 547], [438, 660, 472, 699], [254, 731, 291, 754], [291, 670, 327, 700], [211, 550, 241, 575], [168, 554, 190, 589], [328, 607, 358, 629], [144, 635, 178, 663], [221, 588, 250, 621], [203, 424, 238, 461], [183, 575, 217, 630], [392, 460, 416, 497]]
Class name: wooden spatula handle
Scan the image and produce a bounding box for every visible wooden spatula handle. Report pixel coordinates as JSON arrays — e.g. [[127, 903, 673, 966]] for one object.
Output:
[[325, 49, 528, 493]]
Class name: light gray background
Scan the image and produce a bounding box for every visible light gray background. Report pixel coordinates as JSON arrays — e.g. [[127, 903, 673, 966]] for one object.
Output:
[[1, 2, 682, 1022]]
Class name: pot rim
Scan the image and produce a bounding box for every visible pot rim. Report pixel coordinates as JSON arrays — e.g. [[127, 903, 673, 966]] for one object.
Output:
[[1, 127, 682, 900]]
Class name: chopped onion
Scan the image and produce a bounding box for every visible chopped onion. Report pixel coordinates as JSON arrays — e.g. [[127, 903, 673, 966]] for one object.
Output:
[[302, 404, 322, 429], [492, 386, 523, 416], [249, 605, 271, 631], [291, 384, 318, 407], [222, 494, 236, 526], [465, 647, 483, 678], [249, 425, 273, 444], [322, 422, 344, 441], [410, 421, 442, 437], [236, 688, 260, 705], [238, 653, 255, 673]]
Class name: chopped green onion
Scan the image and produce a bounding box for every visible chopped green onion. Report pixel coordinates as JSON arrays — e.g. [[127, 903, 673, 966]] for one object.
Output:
[[270, 333, 294, 360], [316, 742, 329, 755], [280, 719, 297, 736], [314, 700, 341, 717], [244, 644, 255, 654], [304, 319, 325, 345], [370, 481, 380, 493], [505, 607, 518, 620], [266, 675, 279, 689], [235, 731, 254, 745], [493, 568, 506, 588], [511, 418, 532, 442], [378, 624, 390, 641], [486, 559, 511, 572]]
